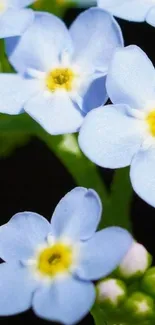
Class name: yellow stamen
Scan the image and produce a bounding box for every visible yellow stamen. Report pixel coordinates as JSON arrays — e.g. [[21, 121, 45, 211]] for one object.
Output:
[[46, 68, 75, 92], [146, 110, 155, 137], [38, 243, 73, 277]]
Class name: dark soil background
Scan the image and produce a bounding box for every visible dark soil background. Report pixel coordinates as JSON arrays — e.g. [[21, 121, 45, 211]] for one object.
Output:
[[0, 6, 155, 325]]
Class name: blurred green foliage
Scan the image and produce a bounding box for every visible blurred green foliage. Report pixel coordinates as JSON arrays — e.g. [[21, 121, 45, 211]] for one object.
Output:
[[32, 0, 77, 17]]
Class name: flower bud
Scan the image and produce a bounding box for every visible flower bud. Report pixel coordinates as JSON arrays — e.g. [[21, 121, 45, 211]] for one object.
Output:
[[117, 242, 152, 279], [142, 267, 155, 297], [96, 278, 127, 307], [124, 292, 154, 320]]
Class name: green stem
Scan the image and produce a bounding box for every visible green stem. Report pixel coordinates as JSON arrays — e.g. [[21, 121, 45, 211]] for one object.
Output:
[[101, 168, 132, 231], [38, 131, 132, 232], [37, 132, 109, 204], [0, 113, 133, 232]]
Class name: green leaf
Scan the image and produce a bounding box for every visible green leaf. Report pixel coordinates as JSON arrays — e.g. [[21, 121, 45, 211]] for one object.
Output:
[[0, 133, 30, 157], [32, 0, 71, 17], [91, 304, 108, 325]]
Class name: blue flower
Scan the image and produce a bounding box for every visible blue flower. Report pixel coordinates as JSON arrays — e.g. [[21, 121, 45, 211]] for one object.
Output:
[[3, 8, 123, 135], [0, 0, 35, 38], [97, 0, 155, 26], [79, 45, 155, 208], [0, 187, 132, 324]]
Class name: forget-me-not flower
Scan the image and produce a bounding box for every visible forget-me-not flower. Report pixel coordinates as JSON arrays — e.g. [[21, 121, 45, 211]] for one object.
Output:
[[3, 8, 123, 135], [0, 0, 35, 38], [97, 0, 155, 27], [79, 46, 155, 208], [0, 187, 132, 323]]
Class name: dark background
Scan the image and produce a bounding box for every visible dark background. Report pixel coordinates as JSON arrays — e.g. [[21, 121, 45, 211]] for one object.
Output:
[[0, 6, 155, 325]]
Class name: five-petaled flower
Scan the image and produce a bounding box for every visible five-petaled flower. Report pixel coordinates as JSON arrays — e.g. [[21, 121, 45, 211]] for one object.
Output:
[[0, 0, 35, 38], [3, 8, 123, 135], [97, 0, 155, 27], [0, 187, 132, 324], [79, 46, 155, 208]]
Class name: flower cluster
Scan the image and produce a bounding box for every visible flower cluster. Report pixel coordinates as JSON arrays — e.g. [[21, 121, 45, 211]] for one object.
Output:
[[0, 0, 155, 208], [96, 242, 155, 325], [0, 0, 154, 324]]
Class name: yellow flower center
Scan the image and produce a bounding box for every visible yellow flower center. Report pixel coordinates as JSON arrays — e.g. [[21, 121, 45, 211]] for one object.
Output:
[[38, 243, 73, 277], [146, 110, 155, 137], [46, 68, 75, 92]]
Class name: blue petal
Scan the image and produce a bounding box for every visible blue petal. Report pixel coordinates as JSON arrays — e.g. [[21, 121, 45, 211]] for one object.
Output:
[[97, 0, 153, 22], [10, 0, 35, 7], [70, 8, 123, 74], [6, 12, 73, 74], [24, 91, 84, 135], [106, 45, 155, 109], [146, 6, 155, 27], [0, 74, 39, 114], [130, 147, 155, 208], [51, 187, 102, 240], [32, 275, 95, 324], [82, 76, 108, 114], [0, 263, 37, 316], [75, 227, 133, 280], [0, 212, 51, 262], [0, 9, 34, 38], [79, 105, 143, 168]]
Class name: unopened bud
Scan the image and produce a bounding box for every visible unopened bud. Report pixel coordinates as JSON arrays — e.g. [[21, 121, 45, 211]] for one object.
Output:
[[124, 292, 154, 320], [96, 278, 126, 307], [142, 267, 155, 297], [117, 242, 152, 279]]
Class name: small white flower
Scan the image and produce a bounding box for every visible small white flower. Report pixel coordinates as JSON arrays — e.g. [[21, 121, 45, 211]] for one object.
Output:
[[118, 242, 152, 279], [97, 278, 127, 306]]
